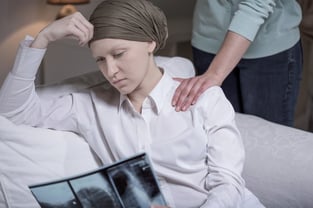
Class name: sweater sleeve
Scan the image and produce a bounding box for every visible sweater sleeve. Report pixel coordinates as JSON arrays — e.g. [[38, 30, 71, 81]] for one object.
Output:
[[228, 0, 276, 41]]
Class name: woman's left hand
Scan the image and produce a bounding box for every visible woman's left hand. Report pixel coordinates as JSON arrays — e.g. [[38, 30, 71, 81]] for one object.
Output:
[[171, 73, 221, 111]]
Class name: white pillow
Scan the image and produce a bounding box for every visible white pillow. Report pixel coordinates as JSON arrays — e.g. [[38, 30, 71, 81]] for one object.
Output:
[[0, 116, 99, 208]]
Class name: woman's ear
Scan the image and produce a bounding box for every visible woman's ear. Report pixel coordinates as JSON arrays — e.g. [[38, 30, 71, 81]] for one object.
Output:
[[148, 41, 157, 53]]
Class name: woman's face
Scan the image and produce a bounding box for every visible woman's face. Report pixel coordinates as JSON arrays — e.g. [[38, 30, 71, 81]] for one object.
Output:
[[90, 38, 156, 95]]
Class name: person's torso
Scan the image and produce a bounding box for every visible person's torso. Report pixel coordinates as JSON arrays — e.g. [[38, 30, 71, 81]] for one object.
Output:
[[77, 78, 214, 207], [192, 0, 302, 58]]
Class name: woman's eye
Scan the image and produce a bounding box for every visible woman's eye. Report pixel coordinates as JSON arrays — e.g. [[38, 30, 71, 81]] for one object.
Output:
[[113, 52, 124, 58], [96, 57, 105, 63]]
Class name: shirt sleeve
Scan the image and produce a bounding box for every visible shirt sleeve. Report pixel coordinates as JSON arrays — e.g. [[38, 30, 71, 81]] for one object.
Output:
[[0, 37, 82, 132], [199, 87, 245, 208], [228, 0, 276, 41], [0, 36, 46, 116]]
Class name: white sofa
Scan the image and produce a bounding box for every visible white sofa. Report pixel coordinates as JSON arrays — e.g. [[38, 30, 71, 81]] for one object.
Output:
[[1, 57, 313, 208], [237, 114, 313, 208]]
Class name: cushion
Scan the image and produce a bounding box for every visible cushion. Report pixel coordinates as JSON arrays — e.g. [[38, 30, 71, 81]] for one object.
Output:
[[0, 116, 99, 208]]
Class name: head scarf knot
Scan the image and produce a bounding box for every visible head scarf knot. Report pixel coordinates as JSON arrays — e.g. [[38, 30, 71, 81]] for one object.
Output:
[[89, 0, 168, 52]]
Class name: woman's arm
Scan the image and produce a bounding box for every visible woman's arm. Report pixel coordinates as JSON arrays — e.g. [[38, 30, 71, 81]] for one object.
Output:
[[200, 87, 245, 208], [172, 0, 276, 111], [31, 12, 93, 49], [172, 31, 251, 111], [0, 12, 93, 123]]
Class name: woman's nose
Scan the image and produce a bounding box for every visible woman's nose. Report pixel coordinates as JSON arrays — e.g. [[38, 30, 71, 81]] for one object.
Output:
[[106, 59, 118, 78]]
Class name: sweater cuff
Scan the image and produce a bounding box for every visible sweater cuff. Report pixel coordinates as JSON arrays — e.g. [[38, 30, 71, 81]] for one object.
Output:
[[228, 11, 263, 42]]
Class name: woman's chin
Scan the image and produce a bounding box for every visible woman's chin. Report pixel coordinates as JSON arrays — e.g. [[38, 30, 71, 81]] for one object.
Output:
[[116, 87, 132, 95]]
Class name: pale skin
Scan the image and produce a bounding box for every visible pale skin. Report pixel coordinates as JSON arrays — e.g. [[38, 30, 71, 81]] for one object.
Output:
[[31, 12, 93, 49], [90, 38, 161, 113], [172, 31, 251, 111]]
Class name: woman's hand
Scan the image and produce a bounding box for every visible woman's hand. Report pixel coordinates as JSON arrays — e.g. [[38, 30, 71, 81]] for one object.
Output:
[[172, 72, 221, 111], [172, 31, 252, 112], [31, 12, 93, 49]]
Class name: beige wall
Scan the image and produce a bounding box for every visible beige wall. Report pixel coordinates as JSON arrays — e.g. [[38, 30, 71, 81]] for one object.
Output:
[[0, 0, 97, 85], [2, 0, 313, 131]]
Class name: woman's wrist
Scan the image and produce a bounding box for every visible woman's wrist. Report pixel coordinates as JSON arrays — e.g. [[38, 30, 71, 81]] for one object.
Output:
[[30, 31, 50, 49], [203, 67, 225, 86]]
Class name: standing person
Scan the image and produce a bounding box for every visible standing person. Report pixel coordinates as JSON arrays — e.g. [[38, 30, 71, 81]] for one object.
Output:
[[172, 0, 303, 127], [0, 0, 264, 207]]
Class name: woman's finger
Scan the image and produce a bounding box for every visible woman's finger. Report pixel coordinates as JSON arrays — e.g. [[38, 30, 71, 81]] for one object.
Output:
[[173, 78, 198, 111], [172, 78, 187, 106], [172, 74, 217, 111], [70, 17, 90, 45], [74, 12, 94, 42], [180, 79, 204, 111]]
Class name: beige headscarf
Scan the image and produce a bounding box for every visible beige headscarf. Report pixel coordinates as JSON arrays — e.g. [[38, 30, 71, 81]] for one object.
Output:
[[89, 0, 168, 52]]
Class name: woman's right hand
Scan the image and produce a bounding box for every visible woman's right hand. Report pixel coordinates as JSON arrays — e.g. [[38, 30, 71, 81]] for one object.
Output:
[[31, 12, 93, 49]]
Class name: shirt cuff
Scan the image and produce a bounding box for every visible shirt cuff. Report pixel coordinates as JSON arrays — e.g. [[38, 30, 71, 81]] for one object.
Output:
[[11, 36, 47, 79]]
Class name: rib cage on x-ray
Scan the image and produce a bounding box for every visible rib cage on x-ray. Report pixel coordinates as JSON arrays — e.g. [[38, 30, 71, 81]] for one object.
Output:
[[109, 160, 164, 207], [29, 153, 167, 208]]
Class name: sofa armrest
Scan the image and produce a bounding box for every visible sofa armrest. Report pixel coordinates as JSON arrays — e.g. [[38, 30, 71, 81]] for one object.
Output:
[[236, 113, 313, 208]]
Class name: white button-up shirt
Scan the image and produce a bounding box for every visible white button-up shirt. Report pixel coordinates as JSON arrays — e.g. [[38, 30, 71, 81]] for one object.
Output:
[[0, 38, 263, 208]]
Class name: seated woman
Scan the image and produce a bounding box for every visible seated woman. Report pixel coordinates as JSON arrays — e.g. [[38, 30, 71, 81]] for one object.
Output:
[[0, 0, 264, 207]]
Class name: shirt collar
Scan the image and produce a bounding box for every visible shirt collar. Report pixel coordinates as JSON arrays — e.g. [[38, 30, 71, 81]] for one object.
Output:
[[149, 70, 173, 114], [118, 70, 173, 114]]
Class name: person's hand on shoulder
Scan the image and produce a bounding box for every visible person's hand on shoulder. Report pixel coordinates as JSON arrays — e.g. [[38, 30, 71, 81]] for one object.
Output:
[[31, 12, 93, 49], [172, 72, 221, 112]]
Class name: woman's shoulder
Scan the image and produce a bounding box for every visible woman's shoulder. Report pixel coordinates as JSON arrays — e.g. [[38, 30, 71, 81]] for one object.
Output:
[[191, 86, 236, 122], [193, 86, 230, 109], [200, 85, 225, 99]]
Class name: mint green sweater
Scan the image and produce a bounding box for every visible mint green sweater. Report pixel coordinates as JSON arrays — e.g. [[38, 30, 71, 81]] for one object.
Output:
[[192, 0, 302, 58]]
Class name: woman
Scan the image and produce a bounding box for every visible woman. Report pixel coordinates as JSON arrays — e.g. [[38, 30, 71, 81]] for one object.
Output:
[[172, 0, 303, 127], [0, 0, 264, 207]]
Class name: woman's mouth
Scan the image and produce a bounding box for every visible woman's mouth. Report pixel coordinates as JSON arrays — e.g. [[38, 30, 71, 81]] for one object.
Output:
[[112, 78, 126, 85]]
